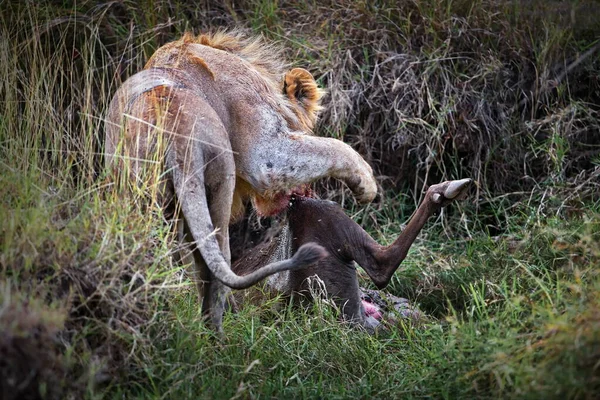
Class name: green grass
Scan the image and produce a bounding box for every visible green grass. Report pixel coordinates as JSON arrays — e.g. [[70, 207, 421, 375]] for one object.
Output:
[[3, 169, 599, 398], [110, 209, 599, 399], [1, 1, 599, 399]]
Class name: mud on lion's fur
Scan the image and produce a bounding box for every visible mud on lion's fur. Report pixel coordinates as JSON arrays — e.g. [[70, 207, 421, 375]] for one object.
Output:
[[104, 30, 378, 333]]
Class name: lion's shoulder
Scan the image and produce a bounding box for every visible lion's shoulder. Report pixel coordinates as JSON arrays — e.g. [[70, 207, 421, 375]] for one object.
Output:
[[144, 30, 324, 131], [145, 30, 285, 85]]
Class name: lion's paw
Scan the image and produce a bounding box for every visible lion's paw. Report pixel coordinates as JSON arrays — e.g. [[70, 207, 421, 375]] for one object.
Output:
[[347, 168, 378, 204], [358, 175, 378, 203]]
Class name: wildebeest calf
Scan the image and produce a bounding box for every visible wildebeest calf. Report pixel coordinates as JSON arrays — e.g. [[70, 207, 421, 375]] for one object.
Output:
[[232, 179, 472, 331]]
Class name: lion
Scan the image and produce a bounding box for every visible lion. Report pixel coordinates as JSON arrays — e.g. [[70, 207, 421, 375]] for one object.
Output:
[[104, 31, 377, 333]]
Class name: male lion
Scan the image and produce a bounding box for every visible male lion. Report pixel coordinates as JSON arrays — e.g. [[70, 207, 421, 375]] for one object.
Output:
[[104, 31, 377, 332]]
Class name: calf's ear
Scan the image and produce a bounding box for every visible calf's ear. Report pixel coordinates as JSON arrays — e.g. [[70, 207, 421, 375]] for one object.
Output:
[[283, 68, 325, 129]]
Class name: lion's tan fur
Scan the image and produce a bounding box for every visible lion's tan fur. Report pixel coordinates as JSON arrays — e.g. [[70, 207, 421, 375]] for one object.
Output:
[[141, 30, 327, 221], [145, 30, 325, 131]]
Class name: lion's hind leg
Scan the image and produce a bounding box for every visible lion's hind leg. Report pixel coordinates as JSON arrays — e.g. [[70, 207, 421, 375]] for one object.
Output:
[[167, 123, 237, 332], [198, 144, 237, 332], [170, 143, 327, 332]]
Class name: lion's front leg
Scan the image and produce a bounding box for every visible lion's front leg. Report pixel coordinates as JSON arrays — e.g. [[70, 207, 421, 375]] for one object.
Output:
[[244, 134, 377, 202]]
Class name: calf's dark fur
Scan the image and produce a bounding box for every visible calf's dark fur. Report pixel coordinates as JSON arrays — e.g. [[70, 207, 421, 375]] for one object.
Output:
[[232, 179, 472, 331]]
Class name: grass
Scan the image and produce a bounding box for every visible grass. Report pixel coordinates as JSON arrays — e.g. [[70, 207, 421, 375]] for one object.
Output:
[[104, 209, 600, 398], [1, 0, 599, 399]]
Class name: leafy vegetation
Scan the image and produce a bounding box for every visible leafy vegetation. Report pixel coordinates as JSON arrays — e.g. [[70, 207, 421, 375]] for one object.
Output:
[[1, 1, 599, 399]]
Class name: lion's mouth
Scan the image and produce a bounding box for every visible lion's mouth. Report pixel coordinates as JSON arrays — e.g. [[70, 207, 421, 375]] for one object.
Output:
[[253, 185, 313, 217]]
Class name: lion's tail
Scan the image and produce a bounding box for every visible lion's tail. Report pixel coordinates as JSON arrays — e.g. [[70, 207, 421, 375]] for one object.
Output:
[[207, 242, 326, 290]]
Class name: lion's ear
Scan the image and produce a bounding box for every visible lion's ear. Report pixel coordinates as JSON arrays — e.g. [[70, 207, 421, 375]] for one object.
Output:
[[283, 68, 325, 129]]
